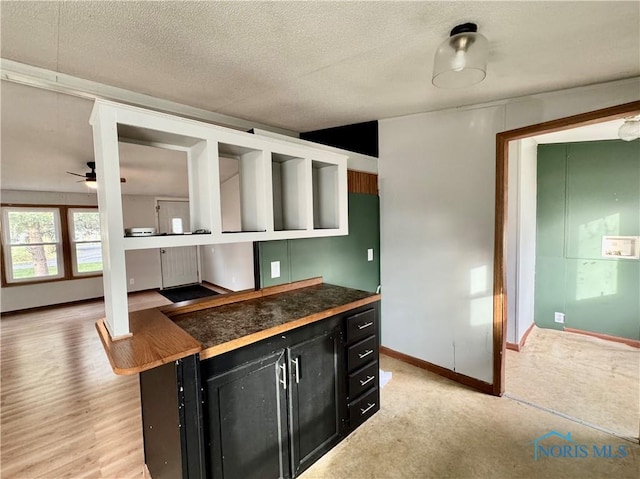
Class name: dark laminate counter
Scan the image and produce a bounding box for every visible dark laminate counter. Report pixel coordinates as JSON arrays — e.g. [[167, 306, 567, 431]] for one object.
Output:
[[173, 283, 379, 359], [98, 278, 381, 372]]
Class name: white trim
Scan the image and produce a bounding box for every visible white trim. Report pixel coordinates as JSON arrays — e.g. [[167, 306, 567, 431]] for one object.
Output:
[[1, 58, 297, 136]]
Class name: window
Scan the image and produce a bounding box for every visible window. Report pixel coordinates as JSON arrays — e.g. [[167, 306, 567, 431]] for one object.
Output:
[[1, 205, 102, 285], [69, 208, 103, 275]]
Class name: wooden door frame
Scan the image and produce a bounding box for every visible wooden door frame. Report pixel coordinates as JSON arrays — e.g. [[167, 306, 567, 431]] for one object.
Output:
[[492, 100, 640, 396]]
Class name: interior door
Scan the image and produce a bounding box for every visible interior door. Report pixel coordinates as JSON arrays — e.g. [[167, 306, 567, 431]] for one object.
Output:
[[157, 200, 199, 288]]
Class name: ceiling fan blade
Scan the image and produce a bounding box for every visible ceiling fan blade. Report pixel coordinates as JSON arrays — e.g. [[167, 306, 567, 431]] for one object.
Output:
[[67, 171, 86, 178]]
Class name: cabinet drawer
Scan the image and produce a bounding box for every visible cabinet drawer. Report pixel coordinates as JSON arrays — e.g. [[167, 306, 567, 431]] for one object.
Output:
[[348, 361, 378, 400], [347, 335, 378, 372], [345, 309, 376, 343], [348, 386, 379, 428]]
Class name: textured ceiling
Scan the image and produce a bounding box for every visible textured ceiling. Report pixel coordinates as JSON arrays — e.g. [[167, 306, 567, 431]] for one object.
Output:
[[2, 1, 639, 132], [1, 1, 639, 195]]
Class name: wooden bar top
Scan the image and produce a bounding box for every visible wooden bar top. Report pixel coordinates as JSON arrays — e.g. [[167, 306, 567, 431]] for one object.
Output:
[[97, 278, 380, 375], [96, 308, 201, 375]]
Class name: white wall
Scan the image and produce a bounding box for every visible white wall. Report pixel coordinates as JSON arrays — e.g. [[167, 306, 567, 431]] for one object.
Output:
[[200, 174, 254, 291], [0, 190, 162, 312], [379, 77, 640, 384], [201, 242, 254, 291], [506, 138, 538, 345], [121, 196, 163, 292]]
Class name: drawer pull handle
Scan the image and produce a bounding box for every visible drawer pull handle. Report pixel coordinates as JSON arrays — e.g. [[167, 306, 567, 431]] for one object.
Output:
[[360, 402, 376, 415], [358, 349, 374, 359], [360, 375, 375, 386], [357, 321, 374, 330]]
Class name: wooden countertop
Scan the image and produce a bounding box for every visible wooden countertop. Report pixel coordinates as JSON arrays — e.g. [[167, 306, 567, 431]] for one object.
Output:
[[96, 308, 201, 375], [97, 278, 380, 375]]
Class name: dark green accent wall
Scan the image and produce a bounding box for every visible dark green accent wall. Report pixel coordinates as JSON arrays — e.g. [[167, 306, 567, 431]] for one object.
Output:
[[535, 140, 640, 340], [259, 193, 380, 292]]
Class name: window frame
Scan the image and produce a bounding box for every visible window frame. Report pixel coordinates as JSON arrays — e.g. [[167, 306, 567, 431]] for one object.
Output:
[[68, 207, 103, 277], [1, 204, 103, 286]]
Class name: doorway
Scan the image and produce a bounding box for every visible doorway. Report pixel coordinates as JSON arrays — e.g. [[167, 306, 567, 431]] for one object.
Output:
[[504, 132, 640, 439], [492, 100, 640, 438], [157, 199, 199, 288]]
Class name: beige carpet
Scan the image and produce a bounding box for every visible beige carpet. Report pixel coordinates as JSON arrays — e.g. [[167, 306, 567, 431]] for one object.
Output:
[[506, 326, 640, 439], [301, 354, 639, 479]]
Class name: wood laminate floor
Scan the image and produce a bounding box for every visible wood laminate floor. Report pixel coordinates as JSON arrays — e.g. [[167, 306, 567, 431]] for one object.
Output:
[[1, 292, 171, 479]]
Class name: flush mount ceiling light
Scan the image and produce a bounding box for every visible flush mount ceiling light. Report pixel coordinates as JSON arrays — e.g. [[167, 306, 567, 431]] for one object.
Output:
[[432, 22, 488, 89], [618, 116, 640, 141]]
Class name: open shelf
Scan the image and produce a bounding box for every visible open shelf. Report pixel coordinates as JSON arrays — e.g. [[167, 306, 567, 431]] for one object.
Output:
[[272, 153, 309, 232], [123, 233, 214, 250], [91, 99, 348, 338], [218, 142, 267, 234], [312, 160, 340, 230]]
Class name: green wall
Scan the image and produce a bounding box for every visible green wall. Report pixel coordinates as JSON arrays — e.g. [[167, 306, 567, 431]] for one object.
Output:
[[535, 140, 640, 340], [258, 193, 380, 292]]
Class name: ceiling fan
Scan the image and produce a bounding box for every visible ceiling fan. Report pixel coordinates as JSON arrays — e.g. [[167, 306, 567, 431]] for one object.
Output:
[[67, 161, 126, 189]]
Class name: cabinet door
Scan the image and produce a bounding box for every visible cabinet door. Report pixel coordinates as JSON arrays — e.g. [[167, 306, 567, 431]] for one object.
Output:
[[288, 329, 341, 476], [205, 350, 290, 479]]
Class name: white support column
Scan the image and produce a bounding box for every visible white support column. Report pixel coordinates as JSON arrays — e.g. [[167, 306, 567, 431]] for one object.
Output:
[[91, 104, 130, 338], [337, 160, 348, 235]]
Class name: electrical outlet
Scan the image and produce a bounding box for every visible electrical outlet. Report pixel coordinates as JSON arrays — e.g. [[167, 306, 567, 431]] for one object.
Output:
[[367, 248, 374, 262], [271, 261, 280, 279], [129, 278, 135, 285], [554, 312, 565, 324]]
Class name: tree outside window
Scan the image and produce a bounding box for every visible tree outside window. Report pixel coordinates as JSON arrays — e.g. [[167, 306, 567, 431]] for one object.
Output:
[[2, 205, 103, 284], [2, 207, 64, 282]]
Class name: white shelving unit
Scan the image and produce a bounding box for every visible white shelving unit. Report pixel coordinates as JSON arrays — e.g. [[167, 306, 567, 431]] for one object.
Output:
[[90, 100, 348, 338]]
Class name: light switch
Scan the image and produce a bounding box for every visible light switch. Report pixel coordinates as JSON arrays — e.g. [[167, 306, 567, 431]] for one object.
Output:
[[271, 261, 281, 278], [367, 248, 374, 262]]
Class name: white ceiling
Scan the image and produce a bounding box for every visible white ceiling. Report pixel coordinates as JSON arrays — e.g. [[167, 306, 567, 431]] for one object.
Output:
[[1, 1, 639, 195]]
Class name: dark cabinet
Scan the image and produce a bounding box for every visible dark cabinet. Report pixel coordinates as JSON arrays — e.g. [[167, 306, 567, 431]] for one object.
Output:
[[343, 307, 380, 432], [206, 350, 290, 479], [288, 330, 341, 476], [140, 355, 206, 479], [205, 327, 341, 479], [140, 301, 379, 479]]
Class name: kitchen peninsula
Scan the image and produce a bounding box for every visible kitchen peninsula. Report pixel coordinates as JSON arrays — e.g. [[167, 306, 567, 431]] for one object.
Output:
[[97, 277, 381, 479]]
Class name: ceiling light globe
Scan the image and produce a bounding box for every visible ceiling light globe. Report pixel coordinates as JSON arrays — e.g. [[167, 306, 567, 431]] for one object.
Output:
[[618, 119, 640, 141], [432, 24, 488, 89]]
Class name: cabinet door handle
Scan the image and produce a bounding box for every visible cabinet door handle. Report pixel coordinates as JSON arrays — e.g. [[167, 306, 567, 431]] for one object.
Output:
[[358, 349, 374, 359], [357, 321, 373, 330], [291, 357, 300, 384], [360, 402, 376, 415], [359, 375, 375, 386], [279, 363, 287, 390]]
